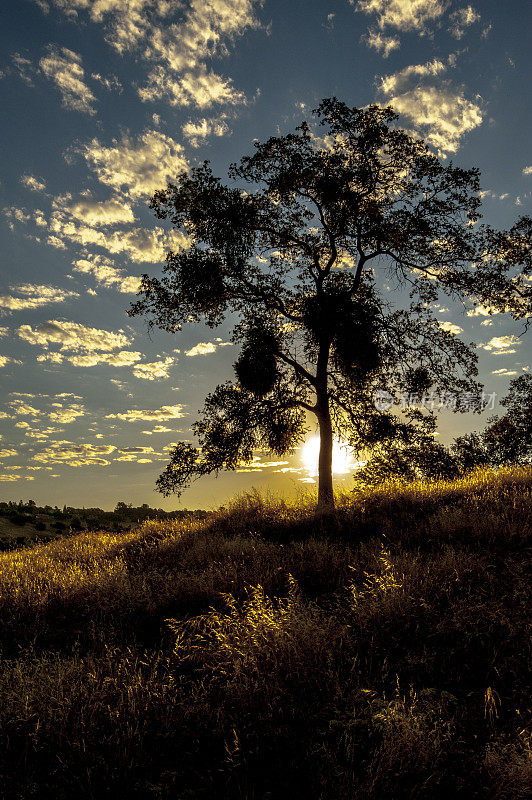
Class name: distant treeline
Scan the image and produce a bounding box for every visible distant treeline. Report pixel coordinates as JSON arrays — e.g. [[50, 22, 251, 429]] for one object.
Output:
[[0, 499, 211, 535]]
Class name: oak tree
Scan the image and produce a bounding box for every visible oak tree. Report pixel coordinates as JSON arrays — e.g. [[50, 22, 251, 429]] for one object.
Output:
[[130, 99, 531, 510]]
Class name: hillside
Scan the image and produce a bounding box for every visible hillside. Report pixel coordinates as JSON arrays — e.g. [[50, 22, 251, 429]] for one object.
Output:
[[0, 468, 530, 799]]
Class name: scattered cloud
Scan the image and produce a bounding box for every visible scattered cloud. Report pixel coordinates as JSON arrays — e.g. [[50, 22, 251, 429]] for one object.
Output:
[[132, 357, 176, 380], [79, 129, 188, 200], [40, 46, 97, 115], [182, 115, 231, 147], [438, 320, 463, 335], [354, 0, 446, 33], [480, 335, 520, 355], [72, 255, 141, 294], [0, 356, 23, 368], [32, 441, 116, 467], [384, 85, 483, 156], [91, 72, 122, 92], [449, 6, 480, 39], [17, 319, 132, 353], [185, 339, 232, 357], [139, 65, 247, 109], [491, 368, 518, 376], [56, 195, 135, 226], [378, 57, 447, 94], [21, 174, 46, 192], [105, 404, 186, 422], [364, 29, 401, 56], [0, 284, 79, 313]]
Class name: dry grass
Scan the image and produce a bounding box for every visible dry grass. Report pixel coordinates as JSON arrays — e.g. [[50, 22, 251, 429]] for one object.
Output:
[[0, 467, 530, 798]]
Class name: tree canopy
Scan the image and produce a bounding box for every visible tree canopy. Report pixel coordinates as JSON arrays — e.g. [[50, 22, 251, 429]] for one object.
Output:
[[130, 99, 531, 510]]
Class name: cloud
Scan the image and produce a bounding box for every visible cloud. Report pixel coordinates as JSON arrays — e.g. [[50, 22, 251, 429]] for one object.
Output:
[[0, 356, 23, 368], [184, 339, 232, 357], [21, 174, 46, 192], [385, 85, 483, 156], [72, 255, 142, 294], [48, 212, 188, 263], [17, 319, 132, 352], [48, 402, 85, 423], [449, 6, 480, 39], [0, 449, 18, 458], [58, 195, 135, 226], [66, 351, 143, 367], [105, 404, 186, 422], [79, 129, 188, 200], [0, 284, 79, 313], [39, 46, 97, 115], [377, 55, 483, 156], [438, 320, 463, 335], [354, 0, 446, 32], [480, 335, 520, 355], [364, 29, 401, 56], [91, 72, 122, 92], [0, 327, 8, 337], [132, 357, 176, 380], [182, 115, 231, 147], [378, 57, 447, 94], [32, 441, 116, 467], [39, 0, 263, 109], [139, 65, 246, 109], [491, 368, 518, 376], [523, 166, 532, 176], [141, 425, 175, 435]]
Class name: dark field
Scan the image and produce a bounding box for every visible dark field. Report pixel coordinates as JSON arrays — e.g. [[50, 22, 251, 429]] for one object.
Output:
[[0, 468, 530, 798]]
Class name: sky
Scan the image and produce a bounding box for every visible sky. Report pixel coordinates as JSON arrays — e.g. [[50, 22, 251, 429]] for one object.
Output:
[[0, 0, 530, 509]]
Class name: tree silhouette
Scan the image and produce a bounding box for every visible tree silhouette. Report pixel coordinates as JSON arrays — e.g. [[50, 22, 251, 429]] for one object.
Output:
[[130, 99, 531, 511]]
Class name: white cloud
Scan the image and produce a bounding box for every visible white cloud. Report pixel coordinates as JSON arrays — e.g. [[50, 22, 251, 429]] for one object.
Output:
[[438, 320, 463, 335], [72, 255, 141, 294], [39, 0, 263, 109], [17, 319, 132, 352], [21, 174, 46, 192], [385, 85, 483, 156], [364, 29, 401, 56], [40, 46, 97, 115], [48, 212, 188, 263], [105, 404, 186, 422], [32, 441, 116, 467], [184, 339, 232, 357], [378, 57, 447, 94], [79, 129, 188, 200], [0, 284, 79, 313], [182, 115, 231, 147], [480, 335, 520, 354], [449, 6, 480, 39], [139, 65, 247, 109], [491, 368, 518, 376], [0, 356, 23, 368], [58, 196, 135, 226], [523, 166, 532, 176], [91, 72, 122, 92], [67, 351, 143, 367], [132, 357, 176, 380], [355, 0, 446, 32]]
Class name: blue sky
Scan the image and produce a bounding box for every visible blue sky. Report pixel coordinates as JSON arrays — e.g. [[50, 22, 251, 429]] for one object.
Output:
[[0, 0, 530, 509]]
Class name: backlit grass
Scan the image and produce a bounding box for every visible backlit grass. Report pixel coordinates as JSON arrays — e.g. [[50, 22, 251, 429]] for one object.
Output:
[[0, 467, 530, 798]]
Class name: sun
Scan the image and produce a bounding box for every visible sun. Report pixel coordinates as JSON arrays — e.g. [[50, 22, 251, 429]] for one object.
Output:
[[301, 435, 356, 477]]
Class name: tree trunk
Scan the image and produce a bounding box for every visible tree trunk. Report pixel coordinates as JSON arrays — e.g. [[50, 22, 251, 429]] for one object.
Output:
[[317, 405, 335, 512]]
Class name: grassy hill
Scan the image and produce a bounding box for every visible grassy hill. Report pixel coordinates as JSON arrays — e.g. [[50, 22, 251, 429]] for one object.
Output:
[[0, 468, 530, 799]]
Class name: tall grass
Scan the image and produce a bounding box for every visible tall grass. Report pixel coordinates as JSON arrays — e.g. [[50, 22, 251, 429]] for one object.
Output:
[[0, 467, 530, 798]]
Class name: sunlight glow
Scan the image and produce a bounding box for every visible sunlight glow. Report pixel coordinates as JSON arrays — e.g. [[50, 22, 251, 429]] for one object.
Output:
[[301, 435, 358, 477]]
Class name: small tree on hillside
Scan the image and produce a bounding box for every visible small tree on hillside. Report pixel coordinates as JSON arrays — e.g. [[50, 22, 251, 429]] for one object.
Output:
[[130, 99, 531, 511]]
